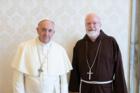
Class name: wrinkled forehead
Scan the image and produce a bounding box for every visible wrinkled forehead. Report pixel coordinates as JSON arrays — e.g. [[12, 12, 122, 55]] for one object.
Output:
[[85, 14, 101, 23], [38, 20, 55, 28]]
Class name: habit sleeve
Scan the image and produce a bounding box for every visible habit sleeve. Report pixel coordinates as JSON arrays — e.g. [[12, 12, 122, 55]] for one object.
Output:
[[13, 69, 25, 93], [113, 39, 128, 93], [69, 45, 80, 92]]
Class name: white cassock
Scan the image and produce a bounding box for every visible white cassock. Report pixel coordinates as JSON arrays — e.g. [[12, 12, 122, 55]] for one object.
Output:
[[12, 37, 73, 93]]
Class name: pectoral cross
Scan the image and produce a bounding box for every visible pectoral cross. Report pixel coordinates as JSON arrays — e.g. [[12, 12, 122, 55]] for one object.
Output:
[[38, 68, 43, 77], [87, 70, 93, 80]]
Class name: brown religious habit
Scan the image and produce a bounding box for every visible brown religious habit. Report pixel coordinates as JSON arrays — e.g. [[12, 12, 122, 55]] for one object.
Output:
[[69, 30, 128, 93]]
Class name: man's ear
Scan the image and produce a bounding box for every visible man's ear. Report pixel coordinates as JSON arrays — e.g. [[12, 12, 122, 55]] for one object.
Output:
[[53, 30, 55, 34], [36, 27, 39, 34], [100, 23, 102, 27]]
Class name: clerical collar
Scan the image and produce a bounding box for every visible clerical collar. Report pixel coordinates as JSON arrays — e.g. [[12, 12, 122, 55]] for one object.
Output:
[[36, 37, 52, 47]]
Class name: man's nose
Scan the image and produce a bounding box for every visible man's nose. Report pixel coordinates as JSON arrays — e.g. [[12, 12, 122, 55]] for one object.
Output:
[[89, 23, 94, 28], [44, 30, 50, 36]]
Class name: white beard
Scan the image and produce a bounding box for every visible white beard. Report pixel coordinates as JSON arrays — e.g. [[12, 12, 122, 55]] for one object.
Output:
[[86, 30, 100, 41]]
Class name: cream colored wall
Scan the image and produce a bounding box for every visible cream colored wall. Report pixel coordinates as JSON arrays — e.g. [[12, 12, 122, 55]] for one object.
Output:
[[0, 0, 130, 93]]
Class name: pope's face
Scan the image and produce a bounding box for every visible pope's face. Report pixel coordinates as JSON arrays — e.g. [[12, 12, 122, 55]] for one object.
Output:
[[37, 21, 55, 44], [85, 15, 101, 32]]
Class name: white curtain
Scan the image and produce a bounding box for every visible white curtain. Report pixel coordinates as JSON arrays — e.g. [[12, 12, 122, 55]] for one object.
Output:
[[129, 0, 140, 93]]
